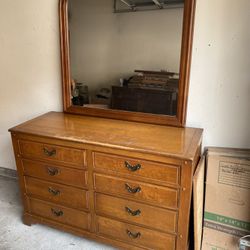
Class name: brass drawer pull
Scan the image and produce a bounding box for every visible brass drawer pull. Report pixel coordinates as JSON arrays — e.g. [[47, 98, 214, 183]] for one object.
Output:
[[48, 187, 60, 196], [126, 229, 141, 239], [125, 206, 141, 216], [125, 183, 141, 194], [51, 208, 63, 217], [125, 161, 141, 172], [47, 167, 59, 176], [43, 147, 56, 157]]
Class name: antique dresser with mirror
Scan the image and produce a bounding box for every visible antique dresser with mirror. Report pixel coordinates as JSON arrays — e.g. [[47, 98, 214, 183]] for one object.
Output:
[[9, 0, 203, 249]]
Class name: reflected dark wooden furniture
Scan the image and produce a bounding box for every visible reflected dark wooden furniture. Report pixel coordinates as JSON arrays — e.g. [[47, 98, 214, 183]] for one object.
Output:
[[9, 112, 202, 250], [111, 86, 178, 115]]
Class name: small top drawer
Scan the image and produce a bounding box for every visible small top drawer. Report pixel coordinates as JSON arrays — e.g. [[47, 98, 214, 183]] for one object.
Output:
[[19, 140, 85, 168], [93, 152, 180, 186]]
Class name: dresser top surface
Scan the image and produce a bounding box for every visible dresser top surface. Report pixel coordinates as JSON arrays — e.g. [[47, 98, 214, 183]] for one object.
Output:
[[9, 112, 203, 160]]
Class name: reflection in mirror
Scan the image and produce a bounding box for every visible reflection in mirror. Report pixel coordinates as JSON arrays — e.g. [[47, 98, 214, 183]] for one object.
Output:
[[68, 0, 184, 116]]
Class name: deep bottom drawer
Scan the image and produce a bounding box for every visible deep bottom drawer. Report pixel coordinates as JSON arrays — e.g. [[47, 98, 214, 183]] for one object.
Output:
[[28, 198, 90, 230], [97, 216, 176, 250], [19, 140, 86, 168]]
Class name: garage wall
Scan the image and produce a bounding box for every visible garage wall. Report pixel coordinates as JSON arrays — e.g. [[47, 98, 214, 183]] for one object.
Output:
[[0, 0, 249, 170], [0, 0, 62, 170], [187, 0, 250, 148]]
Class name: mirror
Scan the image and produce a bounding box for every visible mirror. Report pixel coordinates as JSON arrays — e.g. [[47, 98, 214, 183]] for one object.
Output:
[[60, 0, 196, 126]]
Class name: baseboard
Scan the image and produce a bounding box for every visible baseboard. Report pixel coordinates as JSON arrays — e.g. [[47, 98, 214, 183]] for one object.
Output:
[[0, 166, 17, 179]]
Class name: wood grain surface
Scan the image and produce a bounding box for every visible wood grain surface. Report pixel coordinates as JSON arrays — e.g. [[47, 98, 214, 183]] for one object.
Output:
[[9, 112, 202, 160]]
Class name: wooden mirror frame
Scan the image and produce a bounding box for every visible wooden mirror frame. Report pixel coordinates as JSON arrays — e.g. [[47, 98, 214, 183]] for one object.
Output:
[[59, 0, 196, 127]]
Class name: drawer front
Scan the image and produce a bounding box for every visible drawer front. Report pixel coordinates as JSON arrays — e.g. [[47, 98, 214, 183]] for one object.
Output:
[[25, 177, 88, 210], [93, 152, 179, 186], [22, 159, 87, 188], [28, 198, 89, 230], [94, 173, 178, 209], [97, 216, 176, 250], [19, 140, 85, 168], [95, 193, 177, 233]]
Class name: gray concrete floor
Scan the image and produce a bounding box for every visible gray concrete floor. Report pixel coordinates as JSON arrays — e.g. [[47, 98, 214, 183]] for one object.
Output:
[[0, 176, 115, 250]]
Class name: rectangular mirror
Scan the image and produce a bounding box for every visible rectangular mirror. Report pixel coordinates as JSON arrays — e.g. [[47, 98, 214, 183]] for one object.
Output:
[[60, 0, 196, 126]]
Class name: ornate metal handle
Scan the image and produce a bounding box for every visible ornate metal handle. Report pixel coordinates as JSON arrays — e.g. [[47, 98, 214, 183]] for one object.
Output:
[[125, 207, 141, 216], [43, 147, 56, 157], [48, 187, 60, 196], [51, 208, 63, 217], [47, 167, 59, 176], [125, 161, 141, 172], [125, 183, 141, 194], [126, 229, 141, 239]]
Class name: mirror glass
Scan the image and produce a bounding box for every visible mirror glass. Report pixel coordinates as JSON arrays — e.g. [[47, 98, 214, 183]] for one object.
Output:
[[68, 0, 184, 116]]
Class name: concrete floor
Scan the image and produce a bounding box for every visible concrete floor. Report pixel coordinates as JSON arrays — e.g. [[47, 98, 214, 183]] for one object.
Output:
[[0, 176, 115, 250]]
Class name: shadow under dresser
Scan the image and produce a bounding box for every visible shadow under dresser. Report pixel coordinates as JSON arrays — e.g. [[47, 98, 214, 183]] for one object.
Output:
[[9, 111, 202, 250]]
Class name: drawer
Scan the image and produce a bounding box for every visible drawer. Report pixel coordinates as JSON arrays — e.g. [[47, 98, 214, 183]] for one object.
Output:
[[94, 173, 178, 209], [19, 140, 85, 168], [97, 216, 176, 250], [95, 193, 177, 233], [22, 159, 87, 188], [25, 177, 88, 210], [28, 198, 90, 230], [93, 152, 180, 186]]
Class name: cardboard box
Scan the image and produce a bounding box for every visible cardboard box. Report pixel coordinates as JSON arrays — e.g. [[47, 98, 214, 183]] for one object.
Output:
[[202, 147, 250, 250]]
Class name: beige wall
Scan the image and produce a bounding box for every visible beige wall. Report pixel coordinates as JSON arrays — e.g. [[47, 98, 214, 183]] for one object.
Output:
[[186, 0, 250, 148], [69, 0, 183, 94], [0, 0, 62, 170], [0, 0, 249, 170]]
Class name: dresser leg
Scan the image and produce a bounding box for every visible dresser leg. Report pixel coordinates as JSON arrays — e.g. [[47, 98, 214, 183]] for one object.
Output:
[[22, 214, 35, 226]]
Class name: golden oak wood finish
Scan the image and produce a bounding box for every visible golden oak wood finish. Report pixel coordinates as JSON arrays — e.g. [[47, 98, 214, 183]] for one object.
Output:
[[94, 173, 178, 209], [28, 198, 90, 230], [95, 193, 177, 233], [59, 0, 197, 127], [11, 112, 201, 160], [94, 153, 180, 187], [25, 177, 88, 210], [97, 216, 176, 250], [19, 140, 86, 168], [9, 112, 203, 250], [22, 159, 87, 188]]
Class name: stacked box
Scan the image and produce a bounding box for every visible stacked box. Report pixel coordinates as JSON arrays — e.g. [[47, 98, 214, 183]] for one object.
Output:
[[202, 147, 250, 250]]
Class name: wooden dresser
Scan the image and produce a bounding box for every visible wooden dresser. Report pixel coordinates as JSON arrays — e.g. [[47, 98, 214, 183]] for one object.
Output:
[[9, 112, 202, 250]]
